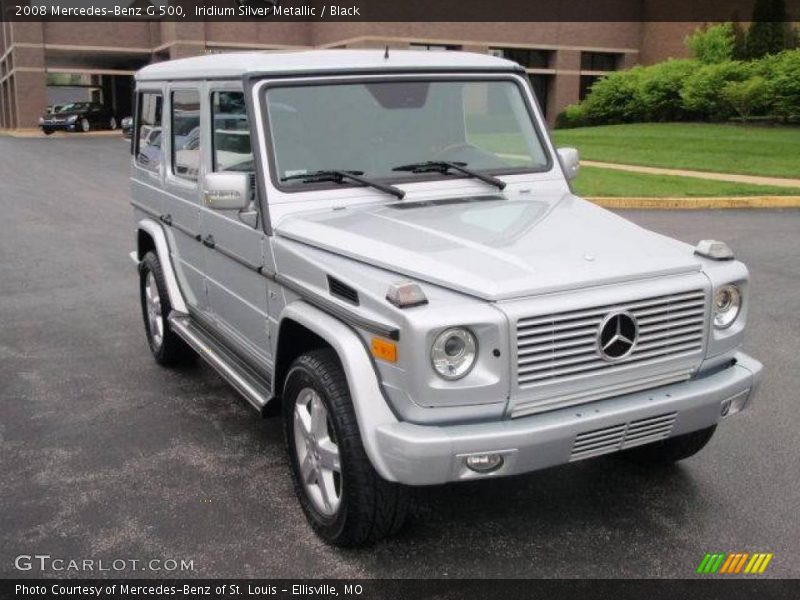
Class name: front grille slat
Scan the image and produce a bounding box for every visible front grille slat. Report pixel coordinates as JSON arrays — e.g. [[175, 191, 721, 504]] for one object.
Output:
[[570, 412, 677, 460], [514, 289, 707, 412]]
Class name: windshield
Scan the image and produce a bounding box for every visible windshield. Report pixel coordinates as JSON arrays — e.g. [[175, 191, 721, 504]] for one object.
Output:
[[264, 79, 550, 190]]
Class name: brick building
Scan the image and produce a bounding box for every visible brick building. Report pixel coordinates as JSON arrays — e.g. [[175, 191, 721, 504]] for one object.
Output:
[[0, 20, 697, 131]]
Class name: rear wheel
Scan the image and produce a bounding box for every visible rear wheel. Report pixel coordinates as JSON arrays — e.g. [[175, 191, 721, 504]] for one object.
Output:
[[283, 349, 409, 546], [620, 425, 717, 466], [138, 251, 194, 366]]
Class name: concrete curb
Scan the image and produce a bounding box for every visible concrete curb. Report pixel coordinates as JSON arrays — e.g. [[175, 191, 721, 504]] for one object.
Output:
[[589, 196, 800, 209], [0, 129, 122, 138]]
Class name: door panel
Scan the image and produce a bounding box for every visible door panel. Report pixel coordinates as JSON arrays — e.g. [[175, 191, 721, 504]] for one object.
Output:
[[201, 88, 272, 370], [163, 85, 208, 314]]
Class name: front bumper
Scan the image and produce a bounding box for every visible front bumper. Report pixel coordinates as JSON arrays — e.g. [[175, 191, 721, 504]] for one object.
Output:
[[374, 352, 762, 485], [40, 121, 79, 131]]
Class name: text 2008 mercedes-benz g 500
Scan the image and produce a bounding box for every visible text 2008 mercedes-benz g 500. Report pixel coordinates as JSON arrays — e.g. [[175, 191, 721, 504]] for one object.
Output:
[[130, 50, 763, 546]]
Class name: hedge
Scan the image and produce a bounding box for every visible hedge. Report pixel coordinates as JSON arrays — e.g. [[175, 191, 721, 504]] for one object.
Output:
[[555, 49, 800, 128]]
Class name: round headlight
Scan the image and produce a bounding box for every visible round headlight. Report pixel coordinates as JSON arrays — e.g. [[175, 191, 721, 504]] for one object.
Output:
[[713, 284, 742, 329], [431, 327, 477, 380]]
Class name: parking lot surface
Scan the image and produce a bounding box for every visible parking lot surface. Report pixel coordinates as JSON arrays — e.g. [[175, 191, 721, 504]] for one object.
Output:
[[1, 136, 799, 578]]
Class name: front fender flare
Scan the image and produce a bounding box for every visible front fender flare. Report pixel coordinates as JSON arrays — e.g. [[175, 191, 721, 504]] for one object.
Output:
[[136, 218, 188, 315], [278, 301, 400, 482]]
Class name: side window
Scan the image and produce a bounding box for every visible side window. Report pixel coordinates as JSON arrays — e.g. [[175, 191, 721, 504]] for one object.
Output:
[[136, 92, 162, 172], [171, 90, 201, 181], [211, 91, 253, 173]]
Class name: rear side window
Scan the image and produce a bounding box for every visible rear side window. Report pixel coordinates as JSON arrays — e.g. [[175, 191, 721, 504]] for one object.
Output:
[[211, 91, 253, 173], [171, 90, 201, 181], [135, 93, 162, 172]]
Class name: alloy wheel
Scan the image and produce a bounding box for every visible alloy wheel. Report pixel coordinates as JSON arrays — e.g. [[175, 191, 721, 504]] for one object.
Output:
[[144, 270, 164, 349], [293, 387, 342, 516]]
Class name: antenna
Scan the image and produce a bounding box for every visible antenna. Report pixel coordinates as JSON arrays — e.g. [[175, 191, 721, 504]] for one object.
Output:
[[384, 45, 390, 60]]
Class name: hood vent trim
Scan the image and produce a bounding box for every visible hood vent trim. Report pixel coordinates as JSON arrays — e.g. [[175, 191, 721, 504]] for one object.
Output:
[[327, 276, 360, 306]]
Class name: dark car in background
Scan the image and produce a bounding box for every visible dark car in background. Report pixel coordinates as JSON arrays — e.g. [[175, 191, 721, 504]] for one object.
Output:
[[39, 102, 118, 134]]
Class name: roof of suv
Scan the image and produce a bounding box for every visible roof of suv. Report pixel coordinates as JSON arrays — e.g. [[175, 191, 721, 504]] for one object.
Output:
[[135, 49, 522, 81]]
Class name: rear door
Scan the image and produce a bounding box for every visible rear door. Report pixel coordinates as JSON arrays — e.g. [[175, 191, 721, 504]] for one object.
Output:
[[162, 84, 208, 315], [200, 86, 272, 371]]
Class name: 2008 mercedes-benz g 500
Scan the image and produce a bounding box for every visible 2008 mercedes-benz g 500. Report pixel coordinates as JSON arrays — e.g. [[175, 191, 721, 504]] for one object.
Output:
[[130, 51, 762, 546]]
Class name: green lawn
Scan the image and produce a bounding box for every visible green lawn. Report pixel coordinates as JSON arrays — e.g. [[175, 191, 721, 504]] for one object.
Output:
[[552, 123, 800, 179], [573, 166, 800, 197]]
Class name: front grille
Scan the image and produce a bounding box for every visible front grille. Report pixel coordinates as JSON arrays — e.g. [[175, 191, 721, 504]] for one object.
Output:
[[570, 412, 677, 461], [516, 289, 706, 388]]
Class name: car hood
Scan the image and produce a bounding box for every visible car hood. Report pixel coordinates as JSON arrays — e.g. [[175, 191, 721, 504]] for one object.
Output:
[[275, 192, 701, 301]]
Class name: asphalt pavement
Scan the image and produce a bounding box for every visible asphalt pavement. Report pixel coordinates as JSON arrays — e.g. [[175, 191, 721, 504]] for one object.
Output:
[[1, 136, 799, 578]]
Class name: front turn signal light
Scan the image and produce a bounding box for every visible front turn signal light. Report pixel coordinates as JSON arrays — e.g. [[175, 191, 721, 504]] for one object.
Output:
[[371, 337, 397, 363]]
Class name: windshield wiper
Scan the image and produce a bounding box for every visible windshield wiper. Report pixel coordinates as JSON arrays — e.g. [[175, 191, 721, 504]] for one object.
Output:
[[392, 161, 506, 191], [281, 170, 405, 200]]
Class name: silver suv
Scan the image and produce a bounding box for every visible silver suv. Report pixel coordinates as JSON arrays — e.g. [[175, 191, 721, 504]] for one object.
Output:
[[130, 50, 763, 546]]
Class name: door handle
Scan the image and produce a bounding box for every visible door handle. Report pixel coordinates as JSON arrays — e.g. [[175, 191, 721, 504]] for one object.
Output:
[[201, 234, 216, 249]]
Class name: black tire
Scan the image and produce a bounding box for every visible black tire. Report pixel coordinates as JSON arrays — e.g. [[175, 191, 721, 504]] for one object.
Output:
[[283, 349, 409, 546], [109, 116, 118, 130], [620, 425, 717, 466], [138, 251, 194, 366], [42, 129, 54, 136], [80, 118, 90, 133]]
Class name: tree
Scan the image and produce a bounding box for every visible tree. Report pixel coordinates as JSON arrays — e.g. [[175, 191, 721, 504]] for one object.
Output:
[[746, 0, 793, 58], [685, 23, 736, 63]]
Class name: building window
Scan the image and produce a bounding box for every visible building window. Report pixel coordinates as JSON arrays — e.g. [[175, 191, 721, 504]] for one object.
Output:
[[579, 75, 603, 101], [171, 90, 200, 181], [408, 43, 461, 51], [580, 52, 621, 72], [489, 47, 552, 69], [136, 92, 162, 173], [528, 74, 552, 116]]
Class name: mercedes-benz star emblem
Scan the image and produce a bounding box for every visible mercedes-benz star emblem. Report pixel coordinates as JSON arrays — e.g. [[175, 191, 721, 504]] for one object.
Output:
[[597, 312, 638, 361]]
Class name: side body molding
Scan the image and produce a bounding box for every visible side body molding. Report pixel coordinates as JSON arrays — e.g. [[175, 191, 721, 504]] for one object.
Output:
[[136, 218, 189, 315], [278, 301, 400, 482]]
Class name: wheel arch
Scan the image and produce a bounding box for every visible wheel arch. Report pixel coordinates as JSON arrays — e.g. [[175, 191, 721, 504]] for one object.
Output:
[[275, 301, 400, 482], [135, 218, 188, 314]]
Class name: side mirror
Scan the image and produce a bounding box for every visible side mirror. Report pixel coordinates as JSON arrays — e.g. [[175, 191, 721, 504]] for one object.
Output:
[[557, 147, 580, 182], [203, 172, 250, 211]]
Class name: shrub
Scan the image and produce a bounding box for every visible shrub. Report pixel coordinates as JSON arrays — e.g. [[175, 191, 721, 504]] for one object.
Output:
[[637, 59, 698, 121], [722, 76, 769, 118], [581, 67, 645, 124], [555, 103, 589, 129], [681, 61, 752, 119], [686, 23, 736, 64], [762, 49, 800, 118]]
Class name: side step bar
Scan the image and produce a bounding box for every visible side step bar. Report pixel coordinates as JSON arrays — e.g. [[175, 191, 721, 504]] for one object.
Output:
[[168, 313, 272, 413]]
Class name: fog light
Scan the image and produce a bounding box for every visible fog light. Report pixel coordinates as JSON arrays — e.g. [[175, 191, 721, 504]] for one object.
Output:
[[722, 389, 750, 418], [465, 453, 504, 473]]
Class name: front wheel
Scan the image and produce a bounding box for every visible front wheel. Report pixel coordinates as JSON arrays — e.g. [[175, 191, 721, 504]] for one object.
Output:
[[283, 349, 409, 546], [80, 118, 90, 133], [620, 425, 717, 466], [109, 116, 118, 130]]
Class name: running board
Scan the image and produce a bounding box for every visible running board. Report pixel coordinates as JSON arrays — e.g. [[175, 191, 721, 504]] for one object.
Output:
[[168, 313, 272, 413]]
